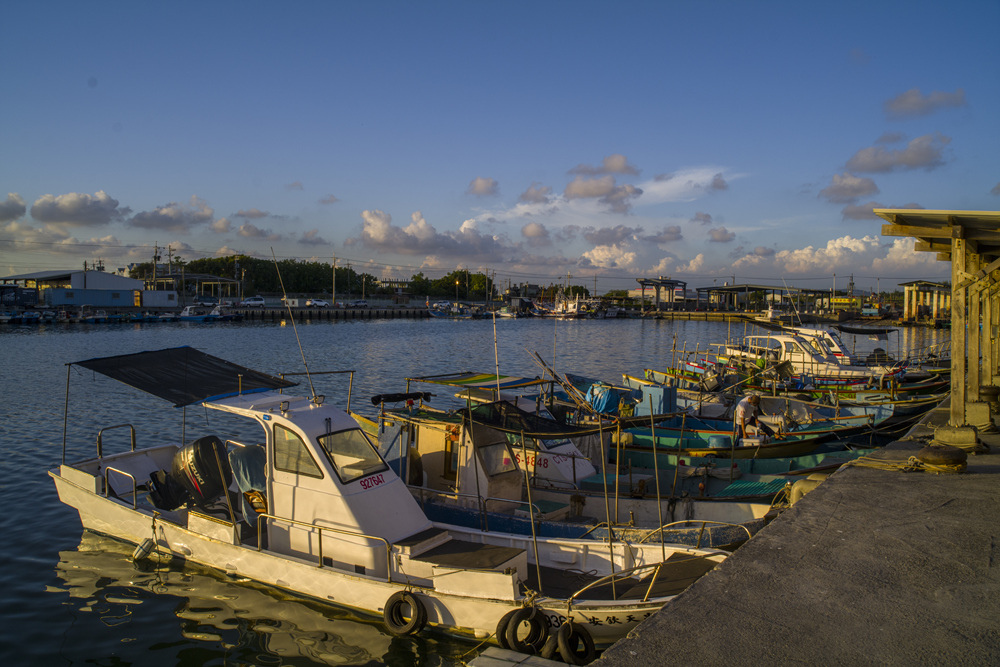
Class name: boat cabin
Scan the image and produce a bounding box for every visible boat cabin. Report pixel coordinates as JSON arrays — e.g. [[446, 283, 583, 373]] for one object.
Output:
[[378, 400, 598, 517]]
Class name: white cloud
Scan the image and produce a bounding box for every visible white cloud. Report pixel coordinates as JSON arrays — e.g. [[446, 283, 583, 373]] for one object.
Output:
[[31, 190, 127, 227], [568, 154, 640, 176], [404, 211, 438, 243], [581, 244, 638, 269], [211, 217, 232, 233], [637, 167, 732, 205], [298, 229, 330, 245], [677, 253, 705, 272], [884, 88, 966, 118], [729, 234, 940, 278], [238, 222, 281, 241], [467, 177, 499, 196], [129, 196, 215, 233], [871, 237, 940, 273], [845, 134, 950, 173], [819, 173, 879, 204], [521, 221, 551, 247], [707, 227, 735, 243], [236, 208, 270, 219], [519, 183, 553, 204], [0, 193, 26, 222], [565, 175, 616, 199]]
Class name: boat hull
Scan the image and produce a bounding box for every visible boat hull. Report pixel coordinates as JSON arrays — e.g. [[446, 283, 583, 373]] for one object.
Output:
[[50, 462, 720, 648]]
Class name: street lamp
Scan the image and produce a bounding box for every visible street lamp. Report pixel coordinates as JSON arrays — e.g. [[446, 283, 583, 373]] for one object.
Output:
[[455, 279, 459, 303]]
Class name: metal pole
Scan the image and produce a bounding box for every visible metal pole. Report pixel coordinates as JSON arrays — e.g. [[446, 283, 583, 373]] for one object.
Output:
[[62, 364, 71, 464], [520, 429, 543, 595], [649, 397, 665, 560]]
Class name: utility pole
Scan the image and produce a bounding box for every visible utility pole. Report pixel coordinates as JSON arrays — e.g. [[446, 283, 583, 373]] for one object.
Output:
[[152, 243, 159, 285], [332, 254, 336, 305]]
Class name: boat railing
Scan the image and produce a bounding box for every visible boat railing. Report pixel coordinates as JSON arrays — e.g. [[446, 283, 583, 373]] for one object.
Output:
[[483, 496, 552, 520], [411, 486, 483, 511], [527, 475, 578, 491], [103, 466, 137, 508], [564, 555, 718, 607], [409, 485, 557, 532], [279, 369, 356, 413], [637, 519, 754, 548], [253, 513, 392, 580], [96, 423, 136, 458]]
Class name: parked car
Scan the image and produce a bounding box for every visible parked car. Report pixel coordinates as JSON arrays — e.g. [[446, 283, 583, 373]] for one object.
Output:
[[306, 299, 330, 308], [194, 297, 219, 307], [239, 296, 266, 308], [347, 300, 368, 308]]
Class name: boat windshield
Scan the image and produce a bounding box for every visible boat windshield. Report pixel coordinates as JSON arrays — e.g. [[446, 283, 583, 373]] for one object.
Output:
[[318, 428, 388, 484]]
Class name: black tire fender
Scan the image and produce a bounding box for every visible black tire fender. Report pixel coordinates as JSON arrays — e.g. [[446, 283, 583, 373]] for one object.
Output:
[[917, 444, 968, 467], [539, 632, 560, 660], [557, 620, 596, 665], [495, 609, 519, 649], [383, 591, 427, 636], [504, 607, 548, 654]]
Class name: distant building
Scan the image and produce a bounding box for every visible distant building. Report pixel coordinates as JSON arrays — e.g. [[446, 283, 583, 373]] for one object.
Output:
[[0, 269, 177, 309], [378, 278, 411, 294]]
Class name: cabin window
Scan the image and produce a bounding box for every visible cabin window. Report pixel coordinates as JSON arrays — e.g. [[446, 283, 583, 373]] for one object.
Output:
[[478, 442, 518, 476], [273, 423, 323, 478], [318, 428, 387, 484], [446, 439, 460, 477]]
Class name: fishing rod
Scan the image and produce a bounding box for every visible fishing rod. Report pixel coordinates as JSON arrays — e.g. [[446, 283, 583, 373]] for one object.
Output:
[[272, 248, 317, 400]]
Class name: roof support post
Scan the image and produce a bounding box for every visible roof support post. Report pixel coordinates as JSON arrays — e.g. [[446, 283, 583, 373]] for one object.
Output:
[[950, 236, 967, 428], [968, 248, 982, 405], [991, 280, 1000, 387]]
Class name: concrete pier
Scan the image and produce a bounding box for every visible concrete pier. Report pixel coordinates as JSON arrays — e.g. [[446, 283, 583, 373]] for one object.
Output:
[[597, 399, 1000, 665]]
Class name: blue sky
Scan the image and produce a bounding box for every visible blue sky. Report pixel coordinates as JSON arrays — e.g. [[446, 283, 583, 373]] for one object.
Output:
[[2, 0, 997, 293]]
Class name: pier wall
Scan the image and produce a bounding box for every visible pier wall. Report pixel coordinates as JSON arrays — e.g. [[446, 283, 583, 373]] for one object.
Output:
[[236, 307, 429, 322]]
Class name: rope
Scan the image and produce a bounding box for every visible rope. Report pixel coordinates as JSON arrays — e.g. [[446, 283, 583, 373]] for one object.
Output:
[[846, 455, 966, 474]]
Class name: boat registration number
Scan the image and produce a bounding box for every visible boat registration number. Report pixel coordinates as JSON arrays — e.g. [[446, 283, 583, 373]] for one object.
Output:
[[360, 473, 386, 490]]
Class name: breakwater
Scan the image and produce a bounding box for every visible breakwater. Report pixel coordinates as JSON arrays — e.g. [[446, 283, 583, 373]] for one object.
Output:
[[238, 306, 429, 321]]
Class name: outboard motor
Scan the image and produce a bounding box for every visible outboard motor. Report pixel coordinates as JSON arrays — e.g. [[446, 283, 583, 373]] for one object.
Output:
[[171, 435, 232, 508]]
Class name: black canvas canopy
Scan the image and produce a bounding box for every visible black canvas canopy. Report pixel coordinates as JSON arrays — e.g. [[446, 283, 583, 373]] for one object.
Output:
[[835, 324, 897, 336], [465, 400, 675, 437], [71, 346, 297, 407]]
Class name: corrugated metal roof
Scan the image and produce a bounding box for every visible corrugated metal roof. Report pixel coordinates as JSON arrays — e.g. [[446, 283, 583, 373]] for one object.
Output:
[[0, 269, 80, 281], [876, 208, 1000, 262]]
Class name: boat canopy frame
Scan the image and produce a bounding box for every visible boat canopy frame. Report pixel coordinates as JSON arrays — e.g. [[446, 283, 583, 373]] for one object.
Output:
[[62, 346, 298, 463]]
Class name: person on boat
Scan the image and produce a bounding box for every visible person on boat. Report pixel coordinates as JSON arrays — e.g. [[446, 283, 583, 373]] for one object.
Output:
[[734, 394, 774, 444]]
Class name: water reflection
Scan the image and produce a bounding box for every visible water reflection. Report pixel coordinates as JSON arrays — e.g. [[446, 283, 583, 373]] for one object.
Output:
[[52, 532, 478, 666]]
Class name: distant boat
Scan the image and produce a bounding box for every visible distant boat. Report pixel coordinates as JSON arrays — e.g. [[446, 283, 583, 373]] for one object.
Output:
[[428, 302, 477, 319], [177, 305, 221, 322]]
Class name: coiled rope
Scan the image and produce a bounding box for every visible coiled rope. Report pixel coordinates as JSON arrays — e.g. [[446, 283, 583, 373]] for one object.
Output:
[[846, 455, 966, 474]]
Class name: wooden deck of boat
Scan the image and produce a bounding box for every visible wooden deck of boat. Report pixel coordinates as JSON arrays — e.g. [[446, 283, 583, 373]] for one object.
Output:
[[524, 551, 718, 601]]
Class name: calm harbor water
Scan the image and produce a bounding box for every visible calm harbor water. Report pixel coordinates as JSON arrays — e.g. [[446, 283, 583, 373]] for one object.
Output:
[[0, 317, 947, 665]]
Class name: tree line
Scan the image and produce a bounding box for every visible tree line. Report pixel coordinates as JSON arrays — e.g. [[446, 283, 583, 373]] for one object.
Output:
[[129, 255, 506, 300]]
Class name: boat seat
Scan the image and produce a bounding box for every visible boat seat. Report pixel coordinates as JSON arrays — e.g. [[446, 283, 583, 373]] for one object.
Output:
[[412, 538, 525, 571], [714, 479, 789, 498]]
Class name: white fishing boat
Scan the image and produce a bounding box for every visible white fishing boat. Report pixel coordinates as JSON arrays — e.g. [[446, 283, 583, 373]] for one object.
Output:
[[362, 372, 776, 550], [50, 347, 728, 663], [718, 332, 905, 383]]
